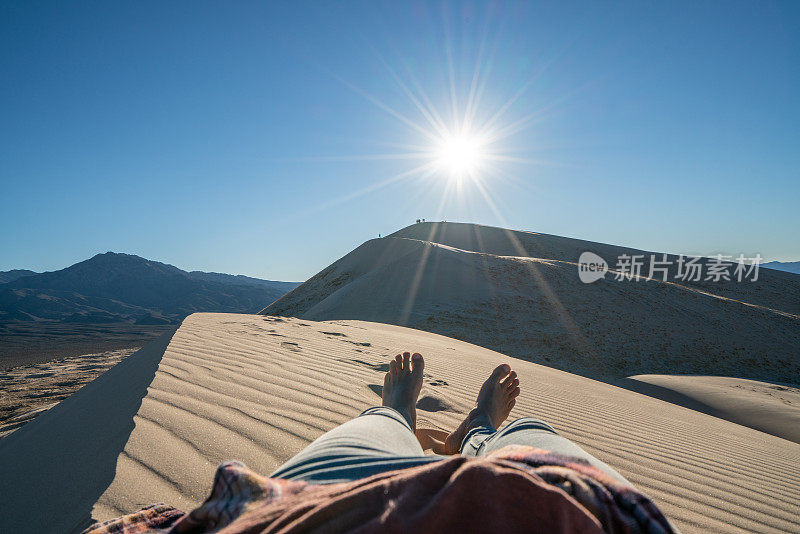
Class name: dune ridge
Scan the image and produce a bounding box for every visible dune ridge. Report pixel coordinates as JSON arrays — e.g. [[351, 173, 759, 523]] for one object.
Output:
[[2, 313, 798, 533], [263, 223, 800, 382], [390, 222, 800, 315]]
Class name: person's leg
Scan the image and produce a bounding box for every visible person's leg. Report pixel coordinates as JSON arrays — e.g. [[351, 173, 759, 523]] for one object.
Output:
[[460, 417, 630, 484], [442, 362, 629, 484], [441, 363, 520, 454], [271, 352, 442, 484], [270, 405, 440, 483]]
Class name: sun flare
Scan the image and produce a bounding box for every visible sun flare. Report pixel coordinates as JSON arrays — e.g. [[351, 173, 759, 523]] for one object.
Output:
[[436, 132, 486, 178], [300, 11, 556, 213]]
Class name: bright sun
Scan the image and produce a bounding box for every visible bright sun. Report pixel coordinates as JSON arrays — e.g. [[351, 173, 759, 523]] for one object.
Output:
[[436, 133, 485, 178]]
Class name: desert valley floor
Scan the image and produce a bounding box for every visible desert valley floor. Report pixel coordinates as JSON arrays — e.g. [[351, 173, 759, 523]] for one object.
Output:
[[1, 313, 798, 533]]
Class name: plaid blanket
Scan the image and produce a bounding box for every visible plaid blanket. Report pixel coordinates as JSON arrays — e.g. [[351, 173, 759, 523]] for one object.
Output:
[[85, 445, 675, 533]]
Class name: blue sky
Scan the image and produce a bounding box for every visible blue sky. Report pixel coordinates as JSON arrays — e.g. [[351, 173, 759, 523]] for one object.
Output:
[[2, 1, 798, 281]]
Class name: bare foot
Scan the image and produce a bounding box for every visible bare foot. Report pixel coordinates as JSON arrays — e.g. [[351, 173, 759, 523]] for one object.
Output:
[[381, 352, 424, 430], [442, 364, 519, 454]]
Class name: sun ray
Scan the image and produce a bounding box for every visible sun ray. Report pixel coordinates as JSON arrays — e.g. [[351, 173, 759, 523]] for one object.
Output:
[[365, 42, 451, 139], [478, 55, 560, 134], [462, 11, 491, 135], [434, 178, 456, 220], [468, 174, 597, 358], [331, 73, 440, 143], [298, 161, 438, 218], [300, 10, 591, 358], [442, 3, 460, 132], [399, 59, 451, 138], [357, 140, 439, 153], [463, 2, 510, 139], [482, 154, 574, 167], [272, 153, 432, 163], [483, 81, 593, 145], [398, 173, 462, 325], [281, 7, 575, 232], [479, 79, 536, 134], [399, 240, 433, 326]]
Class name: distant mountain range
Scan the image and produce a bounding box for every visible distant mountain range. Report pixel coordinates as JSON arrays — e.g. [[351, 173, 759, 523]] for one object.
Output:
[[762, 261, 800, 275], [0, 270, 37, 284], [0, 253, 299, 324]]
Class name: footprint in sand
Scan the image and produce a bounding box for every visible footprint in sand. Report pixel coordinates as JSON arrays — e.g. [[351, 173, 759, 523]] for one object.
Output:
[[321, 331, 347, 337], [280, 341, 301, 352], [339, 358, 390, 373], [416, 395, 457, 413], [366, 384, 456, 413], [347, 360, 448, 387], [344, 340, 371, 347], [346, 357, 456, 412]]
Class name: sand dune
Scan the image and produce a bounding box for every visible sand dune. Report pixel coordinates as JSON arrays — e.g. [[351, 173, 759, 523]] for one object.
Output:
[[0, 347, 140, 437], [391, 222, 800, 315], [263, 223, 800, 382], [1, 313, 799, 533], [619, 375, 800, 444]]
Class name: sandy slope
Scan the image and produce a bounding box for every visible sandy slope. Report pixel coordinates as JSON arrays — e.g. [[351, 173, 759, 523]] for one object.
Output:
[[1, 313, 798, 533], [263, 224, 800, 382], [0, 347, 140, 437], [390, 222, 800, 316], [620, 375, 800, 444]]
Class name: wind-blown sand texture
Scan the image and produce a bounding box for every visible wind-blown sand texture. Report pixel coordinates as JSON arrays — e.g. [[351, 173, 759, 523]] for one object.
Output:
[[620, 375, 800, 444], [1, 313, 798, 533], [0, 347, 140, 438], [262, 222, 800, 382]]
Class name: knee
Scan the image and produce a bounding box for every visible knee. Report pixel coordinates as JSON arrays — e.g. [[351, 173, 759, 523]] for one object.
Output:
[[503, 417, 559, 435], [359, 406, 413, 431], [361, 406, 392, 417]]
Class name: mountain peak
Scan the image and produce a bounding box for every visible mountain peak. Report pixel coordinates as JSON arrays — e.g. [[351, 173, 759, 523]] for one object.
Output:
[[0, 269, 38, 284], [1, 254, 298, 324]]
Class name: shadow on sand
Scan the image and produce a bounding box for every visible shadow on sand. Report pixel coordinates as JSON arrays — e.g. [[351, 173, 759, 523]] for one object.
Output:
[[615, 378, 720, 417], [615, 376, 800, 444], [0, 329, 176, 533]]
